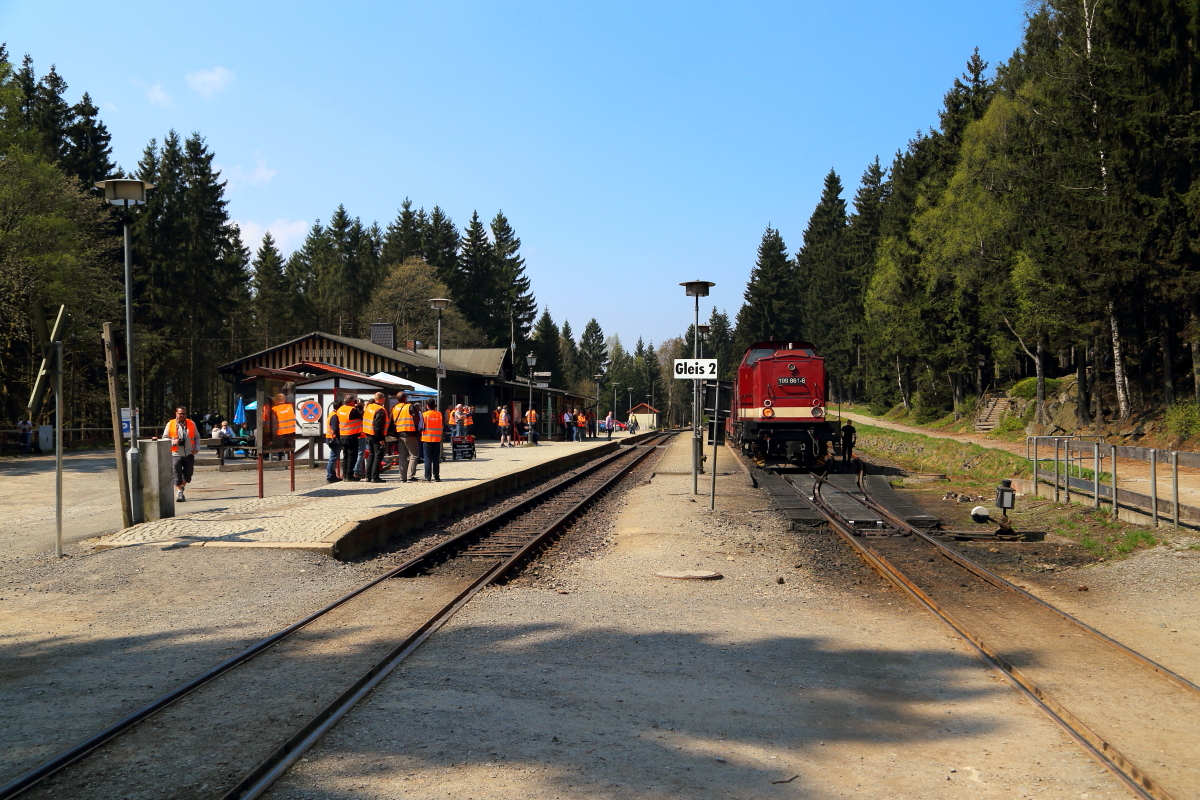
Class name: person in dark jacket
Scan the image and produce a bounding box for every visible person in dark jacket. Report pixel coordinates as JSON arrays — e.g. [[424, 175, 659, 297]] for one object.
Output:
[[841, 421, 857, 463]]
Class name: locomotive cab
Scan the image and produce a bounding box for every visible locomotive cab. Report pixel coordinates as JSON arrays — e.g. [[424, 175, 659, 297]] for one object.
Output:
[[728, 340, 837, 466]]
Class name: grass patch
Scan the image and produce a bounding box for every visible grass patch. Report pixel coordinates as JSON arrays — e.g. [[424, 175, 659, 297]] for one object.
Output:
[[1165, 400, 1200, 439], [856, 423, 1032, 482], [1009, 376, 1062, 400]]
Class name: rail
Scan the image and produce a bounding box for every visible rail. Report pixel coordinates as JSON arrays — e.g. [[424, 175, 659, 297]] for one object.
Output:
[[777, 466, 1198, 800], [0, 432, 673, 799]]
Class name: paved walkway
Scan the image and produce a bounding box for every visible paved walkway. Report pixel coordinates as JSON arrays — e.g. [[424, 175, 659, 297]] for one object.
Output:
[[99, 437, 625, 547], [841, 410, 1200, 517]]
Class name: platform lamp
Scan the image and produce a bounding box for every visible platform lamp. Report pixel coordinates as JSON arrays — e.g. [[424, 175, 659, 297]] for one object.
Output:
[[594, 372, 604, 437], [428, 298, 450, 414], [612, 384, 620, 430], [680, 280, 715, 495], [96, 178, 155, 525], [527, 352, 537, 436], [696, 324, 711, 359]]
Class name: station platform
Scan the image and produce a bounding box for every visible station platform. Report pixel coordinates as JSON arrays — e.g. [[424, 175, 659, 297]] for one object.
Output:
[[98, 436, 629, 559]]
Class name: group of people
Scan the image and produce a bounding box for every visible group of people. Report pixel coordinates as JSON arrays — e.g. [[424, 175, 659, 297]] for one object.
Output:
[[325, 392, 445, 484], [493, 404, 541, 447]]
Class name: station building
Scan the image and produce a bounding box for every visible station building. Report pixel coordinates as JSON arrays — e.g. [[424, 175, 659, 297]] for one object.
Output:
[[217, 328, 594, 440]]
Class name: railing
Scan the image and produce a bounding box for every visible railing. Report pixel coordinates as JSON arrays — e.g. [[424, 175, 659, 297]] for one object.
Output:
[[1027, 435, 1198, 529]]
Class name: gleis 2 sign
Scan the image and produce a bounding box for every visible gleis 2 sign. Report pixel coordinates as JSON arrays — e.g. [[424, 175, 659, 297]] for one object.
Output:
[[674, 359, 717, 379]]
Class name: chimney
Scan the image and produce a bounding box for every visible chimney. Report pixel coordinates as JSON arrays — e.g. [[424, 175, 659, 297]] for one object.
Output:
[[370, 322, 396, 350]]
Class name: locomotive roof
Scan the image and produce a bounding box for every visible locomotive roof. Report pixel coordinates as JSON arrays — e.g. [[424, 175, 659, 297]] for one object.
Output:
[[746, 341, 820, 353]]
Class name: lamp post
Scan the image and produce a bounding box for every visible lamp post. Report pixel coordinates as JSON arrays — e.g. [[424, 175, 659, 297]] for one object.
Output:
[[696, 324, 711, 359], [428, 298, 450, 413], [96, 178, 154, 524], [527, 352, 537, 439], [594, 372, 603, 439], [680, 280, 714, 495], [612, 384, 619, 432]]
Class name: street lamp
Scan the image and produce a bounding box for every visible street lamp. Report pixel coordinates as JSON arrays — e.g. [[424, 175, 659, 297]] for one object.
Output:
[[680, 280, 714, 494], [527, 352, 537, 440], [696, 324, 711, 359], [428, 298, 450, 413], [96, 178, 154, 524], [594, 372, 603, 439], [612, 384, 620, 431]]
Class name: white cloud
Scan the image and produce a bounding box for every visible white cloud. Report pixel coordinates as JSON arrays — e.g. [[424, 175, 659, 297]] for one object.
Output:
[[187, 66, 235, 98], [219, 154, 278, 188], [136, 81, 172, 107], [237, 219, 310, 257]]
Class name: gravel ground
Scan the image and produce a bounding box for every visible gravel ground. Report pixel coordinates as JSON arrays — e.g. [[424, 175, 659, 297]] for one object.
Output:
[[0, 445, 627, 790], [265, 438, 1125, 800]]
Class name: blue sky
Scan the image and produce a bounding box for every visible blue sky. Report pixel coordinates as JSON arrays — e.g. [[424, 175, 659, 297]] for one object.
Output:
[[2, 1, 1026, 349]]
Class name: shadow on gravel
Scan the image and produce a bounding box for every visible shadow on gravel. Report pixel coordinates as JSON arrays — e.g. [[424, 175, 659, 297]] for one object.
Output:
[[273, 622, 1019, 799]]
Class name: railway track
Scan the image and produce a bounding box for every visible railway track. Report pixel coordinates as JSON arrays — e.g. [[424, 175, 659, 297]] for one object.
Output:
[[771, 464, 1200, 800], [0, 433, 673, 800]]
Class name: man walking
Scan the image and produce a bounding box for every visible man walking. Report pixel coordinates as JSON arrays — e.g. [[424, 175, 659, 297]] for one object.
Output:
[[841, 420, 857, 463], [336, 395, 363, 481], [421, 399, 443, 482], [163, 406, 199, 502], [391, 391, 422, 482], [605, 411, 614, 440], [363, 392, 390, 483]]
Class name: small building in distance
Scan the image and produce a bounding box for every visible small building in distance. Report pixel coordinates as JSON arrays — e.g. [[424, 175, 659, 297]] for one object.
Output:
[[628, 403, 660, 431]]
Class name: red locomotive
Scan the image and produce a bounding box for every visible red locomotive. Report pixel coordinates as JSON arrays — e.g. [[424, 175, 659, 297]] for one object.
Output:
[[727, 340, 836, 465]]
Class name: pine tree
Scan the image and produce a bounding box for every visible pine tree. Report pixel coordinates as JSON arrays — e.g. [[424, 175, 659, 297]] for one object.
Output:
[[578, 319, 608, 379], [457, 211, 496, 335], [490, 211, 537, 348], [734, 226, 793, 350], [531, 309, 562, 384], [381, 198, 424, 267], [423, 206, 459, 290], [796, 169, 851, 398], [251, 232, 288, 347], [559, 320, 580, 388], [62, 92, 114, 185]]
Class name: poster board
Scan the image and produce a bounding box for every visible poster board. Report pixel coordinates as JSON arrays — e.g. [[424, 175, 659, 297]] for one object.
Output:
[[256, 377, 297, 452]]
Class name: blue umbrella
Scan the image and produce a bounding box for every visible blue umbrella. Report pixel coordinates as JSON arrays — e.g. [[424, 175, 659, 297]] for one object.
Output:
[[233, 397, 246, 425]]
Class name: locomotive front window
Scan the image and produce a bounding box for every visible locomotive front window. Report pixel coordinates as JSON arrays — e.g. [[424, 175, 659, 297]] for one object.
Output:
[[745, 348, 776, 366]]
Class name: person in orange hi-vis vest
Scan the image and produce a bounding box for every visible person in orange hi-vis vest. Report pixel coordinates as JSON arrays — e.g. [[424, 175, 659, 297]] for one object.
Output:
[[162, 406, 199, 502], [390, 391, 422, 482], [362, 392, 389, 483], [336, 396, 364, 481], [325, 400, 342, 482], [420, 399, 443, 482]]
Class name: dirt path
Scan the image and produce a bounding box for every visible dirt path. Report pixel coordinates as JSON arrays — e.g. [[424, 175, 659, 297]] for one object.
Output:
[[840, 410, 1200, 517]]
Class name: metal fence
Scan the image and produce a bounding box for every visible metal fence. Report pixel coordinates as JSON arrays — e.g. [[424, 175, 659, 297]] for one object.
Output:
[[1027, 435, 1197, 529]]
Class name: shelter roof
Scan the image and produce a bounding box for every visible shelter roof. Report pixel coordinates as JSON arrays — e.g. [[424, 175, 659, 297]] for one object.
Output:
[[417, 348, 508, 377], [629, 403, 660, 414], [219, 331, 443, 373]]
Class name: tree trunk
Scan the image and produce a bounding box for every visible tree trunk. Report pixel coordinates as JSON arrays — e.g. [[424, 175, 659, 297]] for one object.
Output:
[[897, 355, 910, 411], [1076, 343, 1090, 425], [1110, 303, 1130, 419], [1162, 312, 1175, 406], [1035, 336, 1047, 425]]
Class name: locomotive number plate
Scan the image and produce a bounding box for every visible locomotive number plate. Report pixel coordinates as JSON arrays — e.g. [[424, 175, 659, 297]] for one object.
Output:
[[777, 377, 806, 385]]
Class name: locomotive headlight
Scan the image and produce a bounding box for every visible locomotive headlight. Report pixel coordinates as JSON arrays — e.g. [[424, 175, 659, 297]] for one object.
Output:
[[812, 406, 824, 417], [788, 363, 796, 371], [762, 407, 775, 418], [763, 399, 773, 407]]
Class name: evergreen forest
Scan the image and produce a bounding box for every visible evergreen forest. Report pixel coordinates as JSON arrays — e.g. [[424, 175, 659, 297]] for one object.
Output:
[[731, 2, 1200, 429]]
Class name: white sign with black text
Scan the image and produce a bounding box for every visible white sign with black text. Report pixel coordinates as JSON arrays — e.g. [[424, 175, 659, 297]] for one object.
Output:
[[673, 359, 718, 379]]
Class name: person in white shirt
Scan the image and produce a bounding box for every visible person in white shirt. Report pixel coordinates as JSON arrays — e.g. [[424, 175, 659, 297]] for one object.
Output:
[[162, 407, 200, 502]]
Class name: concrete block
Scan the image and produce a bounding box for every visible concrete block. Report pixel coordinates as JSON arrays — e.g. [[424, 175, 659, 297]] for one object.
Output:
[[140, 438, 175, 521]]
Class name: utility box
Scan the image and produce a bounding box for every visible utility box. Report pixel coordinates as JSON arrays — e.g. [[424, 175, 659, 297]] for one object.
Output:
[[140, 437, 175, 521]]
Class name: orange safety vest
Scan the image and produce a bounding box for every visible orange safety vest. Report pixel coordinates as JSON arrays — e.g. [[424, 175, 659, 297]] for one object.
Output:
[[421, 410, 443, 443], [465, 411, 473, 427], [336, 405, 362, 436], [166, 418, 198, 454], [525, 409, 537, 425], [325, 408, 337, 439], [272, 404, 296, 436], [576, 414, 586, 427], [392, 402, 418, 433], [363, 402, 388, 436]]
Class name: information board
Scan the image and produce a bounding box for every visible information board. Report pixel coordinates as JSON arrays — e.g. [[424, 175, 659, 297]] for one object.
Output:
[[451, 436, 476, 460]]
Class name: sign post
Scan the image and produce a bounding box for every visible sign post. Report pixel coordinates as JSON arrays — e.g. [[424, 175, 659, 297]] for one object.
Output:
[[674, 359, 717, 494]]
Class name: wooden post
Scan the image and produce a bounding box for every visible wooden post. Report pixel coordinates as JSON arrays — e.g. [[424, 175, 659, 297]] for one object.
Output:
[[290, 448, 296, 493], [102, 323, 133, 528], [258, 450, 264, 499]]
